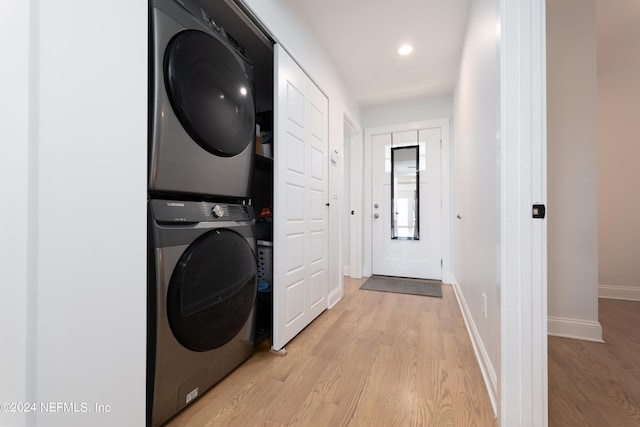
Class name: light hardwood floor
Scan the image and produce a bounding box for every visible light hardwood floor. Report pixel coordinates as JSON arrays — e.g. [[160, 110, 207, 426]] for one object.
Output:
[[166, 277, 497, 426], [548, 298, 640, 427]]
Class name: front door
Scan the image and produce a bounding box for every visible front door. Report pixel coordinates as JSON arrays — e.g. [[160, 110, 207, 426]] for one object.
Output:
[[371, 127, 442, 280]]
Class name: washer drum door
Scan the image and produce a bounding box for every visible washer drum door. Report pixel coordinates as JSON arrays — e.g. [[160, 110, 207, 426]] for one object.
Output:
[[166, 228, 257, 351]]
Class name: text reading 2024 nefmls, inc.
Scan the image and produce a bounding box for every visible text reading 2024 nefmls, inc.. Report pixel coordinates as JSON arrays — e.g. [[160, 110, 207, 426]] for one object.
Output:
[[1, 402, 111, 414]]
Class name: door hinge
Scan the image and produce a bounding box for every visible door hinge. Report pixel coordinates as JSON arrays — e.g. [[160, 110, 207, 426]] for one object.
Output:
[[441, 259, 443, 267]]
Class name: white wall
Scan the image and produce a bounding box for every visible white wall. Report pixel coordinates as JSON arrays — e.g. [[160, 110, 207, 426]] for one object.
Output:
[[547, 0, 602, 341], [1, 1, 148, 426], [361, 94, 453, 129], [452, 0, 501, 410], [242, 0, 361, 306], [597, 12, 640, 301], [0, 2, 31, 426]]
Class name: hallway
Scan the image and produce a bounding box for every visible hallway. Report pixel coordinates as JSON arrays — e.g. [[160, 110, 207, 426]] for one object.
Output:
[[167, 277, 496, 426]]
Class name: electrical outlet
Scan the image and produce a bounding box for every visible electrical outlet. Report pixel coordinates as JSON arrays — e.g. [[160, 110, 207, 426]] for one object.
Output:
[[481, 293, 487, 319]]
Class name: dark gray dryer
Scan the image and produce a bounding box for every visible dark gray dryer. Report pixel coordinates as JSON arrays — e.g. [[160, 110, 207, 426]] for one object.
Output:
[[149, 0, 256, 199], [147, 199, 257, 427]]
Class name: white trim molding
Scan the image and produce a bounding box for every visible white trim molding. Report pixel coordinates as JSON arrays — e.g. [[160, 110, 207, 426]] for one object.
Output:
[[345, 111, 364, 280], [500, 0, 548, 425], [1, 3, 32, 426], [599, 284, 640, 301], [451, 277, 498, 415], [548, 316, 604, 343], [328, 287, 343, 309]]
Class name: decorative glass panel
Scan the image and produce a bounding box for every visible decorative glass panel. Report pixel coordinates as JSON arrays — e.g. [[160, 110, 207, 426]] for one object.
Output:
[[391, 145, 420, 240]]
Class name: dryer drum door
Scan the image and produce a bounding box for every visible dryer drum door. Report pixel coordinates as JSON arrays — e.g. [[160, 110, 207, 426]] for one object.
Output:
[[167, 229, 257, 352], [164, 29, 255, 157]]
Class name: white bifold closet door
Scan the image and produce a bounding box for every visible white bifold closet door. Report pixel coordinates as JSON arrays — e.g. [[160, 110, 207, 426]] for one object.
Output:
[[272, 44, 329, 352]]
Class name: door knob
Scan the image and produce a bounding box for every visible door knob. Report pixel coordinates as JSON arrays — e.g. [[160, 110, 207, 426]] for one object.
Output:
[[374, 213, 379, 219]]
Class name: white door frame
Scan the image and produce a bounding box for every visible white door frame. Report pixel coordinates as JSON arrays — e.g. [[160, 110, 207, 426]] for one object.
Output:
[[364, 118, 451, 283], [344, 112, 363, 279], [500, 0, 548, 425]]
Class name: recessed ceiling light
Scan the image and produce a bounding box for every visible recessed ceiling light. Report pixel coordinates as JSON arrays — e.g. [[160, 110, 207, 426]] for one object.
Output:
[[398, 44, 413, 56]]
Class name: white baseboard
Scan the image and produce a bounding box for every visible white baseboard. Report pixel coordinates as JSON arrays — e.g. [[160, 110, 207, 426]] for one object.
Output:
[[328, 287, 343, 309], [547, 316, 604, 343], [599, 284, 640, 301], [450, 276, 498, 417]]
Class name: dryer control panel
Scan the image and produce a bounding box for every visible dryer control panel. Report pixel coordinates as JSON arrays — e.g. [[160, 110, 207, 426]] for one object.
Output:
[[150, 199, 253, 224]]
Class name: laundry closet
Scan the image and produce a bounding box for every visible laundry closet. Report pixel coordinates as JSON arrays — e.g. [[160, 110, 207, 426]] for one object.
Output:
[[146, 0, 275, 425], [147, 0, 332, 425]]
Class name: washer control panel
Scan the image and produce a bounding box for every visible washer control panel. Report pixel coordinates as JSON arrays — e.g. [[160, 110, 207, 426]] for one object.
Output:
[[151, 199, 253, 224]]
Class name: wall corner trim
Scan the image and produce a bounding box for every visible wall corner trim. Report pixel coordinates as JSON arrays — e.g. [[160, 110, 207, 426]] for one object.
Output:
[[547, 316, 604, 343], [598, 284, 640, 301], [328, 287, 343, 309]]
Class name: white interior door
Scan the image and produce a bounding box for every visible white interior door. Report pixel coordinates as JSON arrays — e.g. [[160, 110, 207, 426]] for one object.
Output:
[[273, 44, 328, 352], [372, 127, 442, 280]]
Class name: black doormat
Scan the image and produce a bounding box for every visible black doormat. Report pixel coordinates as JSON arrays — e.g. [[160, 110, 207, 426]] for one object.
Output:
[[360, 275, 443, 298]]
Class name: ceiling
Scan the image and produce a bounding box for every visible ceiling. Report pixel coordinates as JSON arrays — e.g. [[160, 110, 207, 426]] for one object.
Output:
[[198, 0, 637, 110], [279, 0, 471, 107], [282, 0, 640, 106]]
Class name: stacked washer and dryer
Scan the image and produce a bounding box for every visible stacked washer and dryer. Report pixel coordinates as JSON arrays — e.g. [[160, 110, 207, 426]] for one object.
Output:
[[147, 0, 258, 425]]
